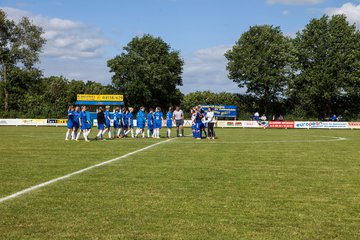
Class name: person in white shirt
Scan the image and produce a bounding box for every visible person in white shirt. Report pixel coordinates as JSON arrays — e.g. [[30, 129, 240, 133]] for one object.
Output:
[[260, 114, 267, 121], [206, 107, 215, 139], [173, 106, 184, 137]]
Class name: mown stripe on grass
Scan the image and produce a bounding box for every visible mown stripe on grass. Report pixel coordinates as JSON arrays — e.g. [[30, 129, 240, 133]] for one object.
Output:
[[0, 138, 175, 204]]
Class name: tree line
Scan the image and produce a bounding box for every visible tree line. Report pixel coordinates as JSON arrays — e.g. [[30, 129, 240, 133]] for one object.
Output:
[[1, 9, 359, 120]]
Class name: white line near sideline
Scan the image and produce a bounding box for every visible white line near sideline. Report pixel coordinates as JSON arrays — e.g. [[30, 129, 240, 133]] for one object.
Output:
[[0, 138, 175, 204]]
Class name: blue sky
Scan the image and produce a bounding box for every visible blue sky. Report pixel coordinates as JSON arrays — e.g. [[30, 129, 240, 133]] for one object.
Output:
[[1, 0, 360, 93]]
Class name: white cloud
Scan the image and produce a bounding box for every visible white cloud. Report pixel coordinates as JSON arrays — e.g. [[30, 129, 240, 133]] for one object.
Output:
[[1, 7, 111, 60], [282, 10, 290, 15], [266, 0, 324, 5], [326, 3, 360, 28], [181, 45, 243, 94], [40, 58, 112, 84]]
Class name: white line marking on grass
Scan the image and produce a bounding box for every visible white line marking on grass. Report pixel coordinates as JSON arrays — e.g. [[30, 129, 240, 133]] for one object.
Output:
[[169, 136, 348, 144], [0, 138, 175, 204]]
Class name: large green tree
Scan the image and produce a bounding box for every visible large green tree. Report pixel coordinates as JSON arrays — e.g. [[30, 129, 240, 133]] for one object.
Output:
[[290, 15, 360, 118], [225, 25, 293, 114], [107, 34, 184, 109], [0, 9, 46, 113]]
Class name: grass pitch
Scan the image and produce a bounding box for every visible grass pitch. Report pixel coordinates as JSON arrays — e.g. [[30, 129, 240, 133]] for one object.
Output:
[[1, 126, 360, 239]]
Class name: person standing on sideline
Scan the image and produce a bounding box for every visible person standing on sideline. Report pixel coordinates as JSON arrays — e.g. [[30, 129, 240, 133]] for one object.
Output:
[[166, 107, 174, 138], [153, 107, 163, 138], [135, 106, 146, 138], [65, 105, 75, 140], [206, 107, 215, 139], [147, 108, 154, 138], [102, 105, 112, 139], [173, 106, 184, 137], [95, 107, 105, 140]]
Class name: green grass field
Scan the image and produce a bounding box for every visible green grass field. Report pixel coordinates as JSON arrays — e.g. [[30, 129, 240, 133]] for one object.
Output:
[[1, 126, 360, 239]]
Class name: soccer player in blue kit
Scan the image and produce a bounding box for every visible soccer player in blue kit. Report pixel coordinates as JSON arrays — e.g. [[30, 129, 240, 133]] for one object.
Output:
[[73, 106, 81, 140], [85, 106, 92, 138], [194, 107, 202, 140], [147, 108, 154, 138], [166, 107, 174, 138], [135, 106, 146, 138], [153, 107, 163, 138], [125, 107, 134, 138], [65, 105, 74, 140], [113, 107, 121, 138], [121, 107, 128, 138], [102, 105, 111, 139], [76, 106, 90, 142]]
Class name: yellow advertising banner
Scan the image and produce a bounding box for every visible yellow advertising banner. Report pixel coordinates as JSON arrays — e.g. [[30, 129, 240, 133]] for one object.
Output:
[[77, 94, 123, 102]]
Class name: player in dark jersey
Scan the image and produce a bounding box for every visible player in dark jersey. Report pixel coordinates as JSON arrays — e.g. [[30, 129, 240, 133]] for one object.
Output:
[[95, 107, 105, 140]]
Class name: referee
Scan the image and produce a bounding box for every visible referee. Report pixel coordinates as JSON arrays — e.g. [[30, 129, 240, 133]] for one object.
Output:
[[173, 106, 184, 137]]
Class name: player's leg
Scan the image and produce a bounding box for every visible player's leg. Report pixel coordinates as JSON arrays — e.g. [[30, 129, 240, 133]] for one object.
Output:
[[180, 120, 184, 137]]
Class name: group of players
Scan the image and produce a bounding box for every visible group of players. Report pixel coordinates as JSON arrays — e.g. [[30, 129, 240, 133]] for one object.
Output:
[[190, 105, 215, 140], [65, 105, 187, 141]]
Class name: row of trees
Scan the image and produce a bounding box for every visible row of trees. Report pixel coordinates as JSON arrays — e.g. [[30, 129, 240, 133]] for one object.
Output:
[[226, 15, 360, 119], [1, 8, 360, 119]]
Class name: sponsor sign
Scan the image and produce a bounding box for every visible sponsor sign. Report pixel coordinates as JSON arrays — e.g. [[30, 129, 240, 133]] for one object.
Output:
[[21, 119, 47, 125], [77, 94, 123, 102], [0, 119, 358, 129], [47, 119, 67, 125], [347, 122, 360, 129], [241, 121, 262, 128], [200, 105, 237, 118], [294, 121, 348, 129], [268, 121, 295, 129], [216, 120, 261, 128]]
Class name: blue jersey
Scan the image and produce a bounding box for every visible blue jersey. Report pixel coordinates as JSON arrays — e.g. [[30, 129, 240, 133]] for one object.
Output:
[[68, 110, 74, 122], [114, 111, 120, 122], [137, 110, 146, 122], [147, 113, 154, 127], [85, 110, 92, 125], [166, 111, 173, 121], [80, 111, 87, 129], [122, 112, 128, 126], [105, 110, 110, 123], [154, 112, 163, 123], [137, 110, 146, 127], [73, 111, 80, 123], [128, 112, 134, 127], [195, 112, 202, 123], [153, 111, 163, 129]]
